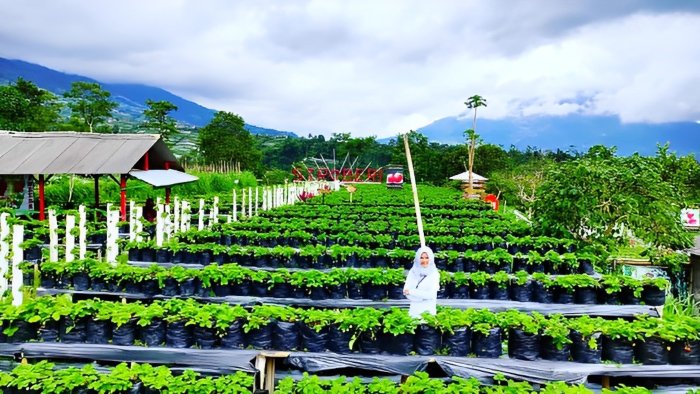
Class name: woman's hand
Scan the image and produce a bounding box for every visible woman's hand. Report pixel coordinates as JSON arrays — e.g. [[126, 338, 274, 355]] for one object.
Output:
[[403, 289, 410, 295]]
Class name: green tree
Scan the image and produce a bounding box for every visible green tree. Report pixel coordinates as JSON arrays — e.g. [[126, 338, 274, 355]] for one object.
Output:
[[197, 111, 262, 171], [63, 81, 117, 132], [0, 77, 62, 131], [533, 145, 693, 249], [142, 99, 179, 146], [464, 95, 487, 194]]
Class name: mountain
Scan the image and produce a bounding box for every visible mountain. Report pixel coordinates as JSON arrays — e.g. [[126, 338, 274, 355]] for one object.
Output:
[[416, 114, 700, 156], [0, 57, 297, 137]]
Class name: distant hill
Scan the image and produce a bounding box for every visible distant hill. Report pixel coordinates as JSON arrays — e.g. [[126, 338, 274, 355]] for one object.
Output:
[[414, 114, 700, 156], [0, 57, 297, 137]]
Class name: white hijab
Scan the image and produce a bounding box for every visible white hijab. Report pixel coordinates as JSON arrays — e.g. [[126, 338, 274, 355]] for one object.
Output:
[[408, 246, 438, 280]]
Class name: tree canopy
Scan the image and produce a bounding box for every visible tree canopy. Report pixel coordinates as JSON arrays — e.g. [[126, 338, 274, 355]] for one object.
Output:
[[142, 99, 179, 146], [197, 111, 262, 170], [63, 81, 117, 132], [0, 77, 62, 131]]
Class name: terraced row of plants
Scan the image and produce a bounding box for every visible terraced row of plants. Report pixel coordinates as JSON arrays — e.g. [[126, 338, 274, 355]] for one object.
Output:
[[32, 260, 667, 305], [2, 297, 698, 364]]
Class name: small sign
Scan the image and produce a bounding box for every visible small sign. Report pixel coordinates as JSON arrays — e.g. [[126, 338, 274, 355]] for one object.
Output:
[[681, 209, 699, 228], [385, 166, 404, 189], [621, 265, 669, 281], [346, 185, 357, 193]]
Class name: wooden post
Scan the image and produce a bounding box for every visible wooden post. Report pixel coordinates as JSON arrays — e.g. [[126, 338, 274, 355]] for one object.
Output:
[[403, 134, 426, 247], [0, 213, 9, 296], [11, 225, 23, 306]]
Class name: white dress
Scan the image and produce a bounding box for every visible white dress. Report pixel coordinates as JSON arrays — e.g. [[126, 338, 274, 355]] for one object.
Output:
[[403, 270, 440, 318]]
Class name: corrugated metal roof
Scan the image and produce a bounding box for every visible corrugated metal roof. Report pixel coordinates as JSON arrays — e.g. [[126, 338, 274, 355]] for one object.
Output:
[[129, 169, 199, 188], [0, 131, 181, 174]]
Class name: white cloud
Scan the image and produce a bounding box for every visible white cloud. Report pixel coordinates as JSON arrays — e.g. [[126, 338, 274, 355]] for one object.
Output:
[[0, 0, 699, 137]]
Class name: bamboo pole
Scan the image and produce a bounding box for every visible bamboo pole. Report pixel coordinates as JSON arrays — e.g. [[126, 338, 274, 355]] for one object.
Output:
[[403, 133, 426, 247]]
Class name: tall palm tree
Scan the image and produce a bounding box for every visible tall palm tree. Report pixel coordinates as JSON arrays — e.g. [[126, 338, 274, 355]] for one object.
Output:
[[464, 95, 487, 195]]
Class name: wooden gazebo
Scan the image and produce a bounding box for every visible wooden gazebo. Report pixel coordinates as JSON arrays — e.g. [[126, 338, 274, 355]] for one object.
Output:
[[0, 131, 197, 221]]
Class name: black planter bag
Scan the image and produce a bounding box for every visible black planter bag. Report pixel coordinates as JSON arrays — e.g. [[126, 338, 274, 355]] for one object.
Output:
[[669, 340, 700, 365], [635, 337, 669, 365], [570, 331, 602, 363], [140, 319, 165, 347], [508, 328, 540, 361], [179, 279, 196, 296], [162, 278, 179, 296], [359, 331, 382, 354], [554, 288, 575, 304], [171, 250, 184, 264], [449, 284, 469, 299], [155, 249, 171, 264], [91, 277, 107, 292], [479, 262, 497, 274], [528, 262, 544, 274], [220, 319, 245, 349], [602, 336, 634, 364], [141, 248, 155, 262], [193, 325, 217, 349], [54, 274, 69, 289], [120, 279, 139, 294], [128, 248, 141, 262], [183, 251, 197, 265], [112, 319, 137, 346], [60, 317, 86, 344], [641, 286, 665, 306], [542, 261, 555, 275], [347, 281, 364, 299], [166, 320, 192, 348], [246, 324, 273, 350], [470, 285, 490, 300], [415, 324, 441, 356], [489, 283, 509, 301], [141, 279, 159, 297], [435, 258, 447, 271], [200, 251, 211, 265], [540, 335, 570, 361], [328, 325, 353, 354], [309, 286, 329, 300], [40, 275, 56, 289], [194, 280, 211, 297], [329, 284, 348, 299], [232, 280, 251, 296], [574, 287, 598, 304], [499, 261, 512, 274], [601, 290, 621, 305], [249, 281, 268, 297], [463, 259, 478, 273], [510, 282, 533, 302], [578, 260, 595, 275], [270, 283, 291, 298], [213, 253, 226, 265], [213, 283, 231, 297], [292, 286, 306, 299], [621, 288, 641, 305], [473, 328, 502, 358], [72, 273, 91, 291], [25, 246, 42, 261], [300, 323, 329, 352], [443, 327, 471, 357], [39, 320, 59, 342], [382, 332, 414, 356], [512, 259, 528, 273], [363, 284, 387, 301], [86, 320, 111, 344], [437, 286, 448, 299], [272, 320, 300, 351]]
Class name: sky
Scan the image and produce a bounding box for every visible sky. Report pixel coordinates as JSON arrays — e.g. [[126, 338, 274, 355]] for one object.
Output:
[[1, 0, 699, 138]]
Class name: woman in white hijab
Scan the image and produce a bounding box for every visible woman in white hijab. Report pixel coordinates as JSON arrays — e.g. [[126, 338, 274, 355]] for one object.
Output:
[[403, 246, 440, 318]]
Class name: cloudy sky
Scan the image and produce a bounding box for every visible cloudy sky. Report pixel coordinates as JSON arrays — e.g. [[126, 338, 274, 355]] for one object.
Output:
[[1, 0, 699, 137]]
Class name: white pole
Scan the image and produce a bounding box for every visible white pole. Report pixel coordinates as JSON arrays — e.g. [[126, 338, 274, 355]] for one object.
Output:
[[164, 204, 173, 240], [65, 215, 75, 263], [106, 209, 119, 264], [242, 189, 247, 218], [78, 205, 86, 260], [262, 188, 267, 211], [48, 209, 59, 262], [0, 213, 10, 296], [198, 199, 205, 231], [213, 196, 220, 225], [248, 187, 252, 216], [255, 187, 259, 216], [11, 225, 23, 306], [129, 201, 136, 241], [156, 204, 165, 247], [233, 189, 238, 221], [180, 201, 190, 232], [135, 207, 144, 243], [403, 133, 426, 247], [173, 197, 180, 234]]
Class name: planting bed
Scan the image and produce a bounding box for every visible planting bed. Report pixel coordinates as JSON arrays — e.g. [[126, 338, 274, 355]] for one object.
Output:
[[5, 183, 700, 392]]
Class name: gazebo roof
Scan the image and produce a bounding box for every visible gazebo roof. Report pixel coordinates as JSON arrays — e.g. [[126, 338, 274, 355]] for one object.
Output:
[[449, 171, 488, 182], [0, 131, 182, 175]]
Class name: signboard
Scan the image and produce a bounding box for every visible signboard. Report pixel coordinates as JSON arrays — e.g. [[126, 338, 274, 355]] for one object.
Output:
[[385, 166, 404, 189], [681, 208, 699, 229], [621, 265, 669, 281]]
